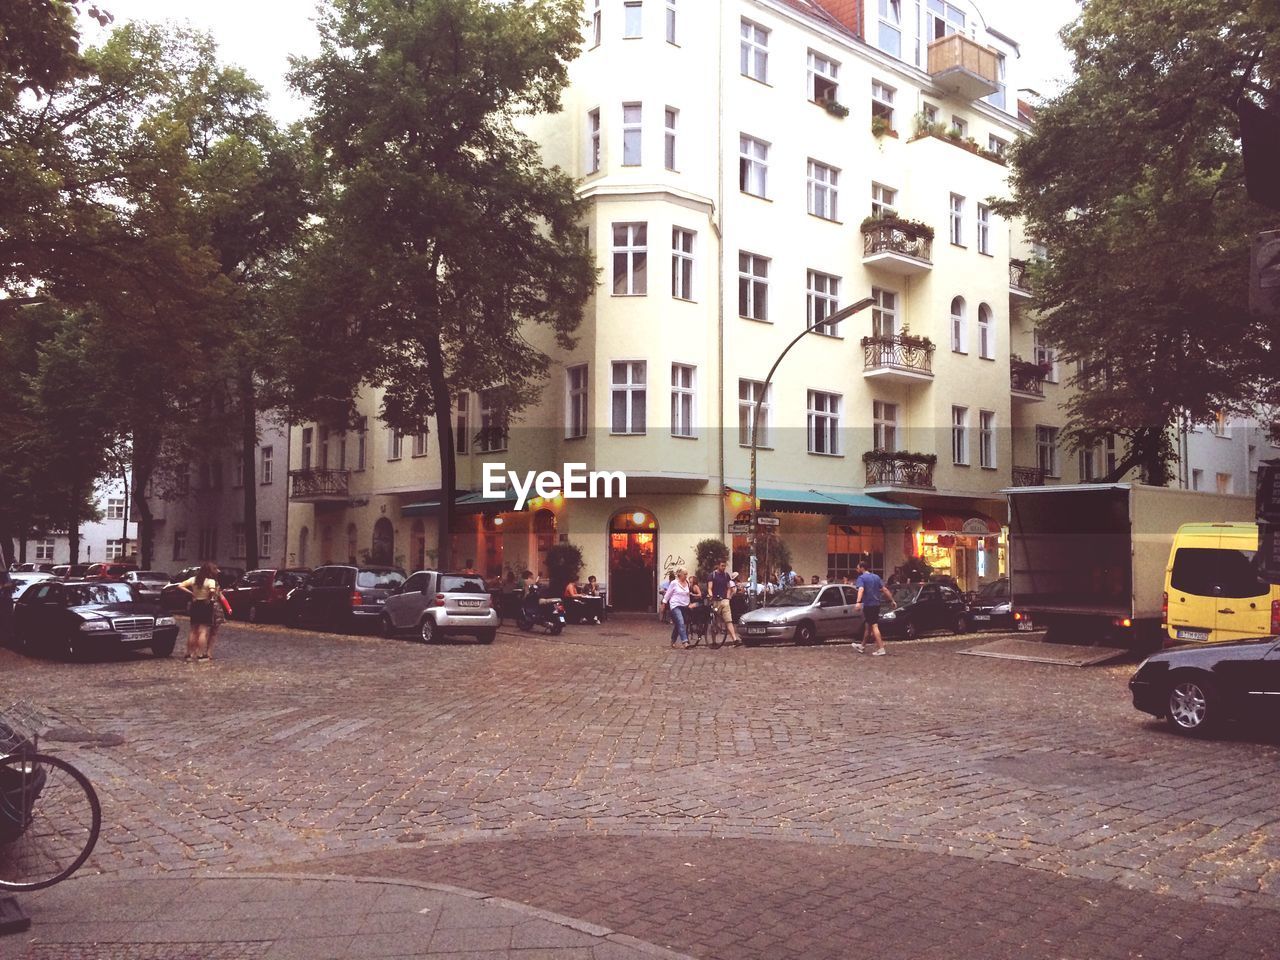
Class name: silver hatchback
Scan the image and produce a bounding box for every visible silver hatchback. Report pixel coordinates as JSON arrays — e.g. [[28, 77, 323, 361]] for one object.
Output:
[[380, 571, 499, 643], [738, 584, 864, 646]]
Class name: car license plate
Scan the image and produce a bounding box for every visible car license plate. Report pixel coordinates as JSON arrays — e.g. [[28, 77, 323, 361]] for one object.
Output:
[[746, 626, 766, 635], [459, 599, 483, 608], [972, 614, 991, 621], [121, 630, 153, 643], [1017, 619, 1036, 632], [1176, 629, 1211, 641]]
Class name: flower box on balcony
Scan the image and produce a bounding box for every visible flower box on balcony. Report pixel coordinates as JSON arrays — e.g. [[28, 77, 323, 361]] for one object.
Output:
[[863, 450, 937, 489]]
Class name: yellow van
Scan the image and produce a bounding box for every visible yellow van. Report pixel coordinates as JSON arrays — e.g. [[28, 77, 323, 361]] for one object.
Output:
[[1164, 522, 1280, 644]]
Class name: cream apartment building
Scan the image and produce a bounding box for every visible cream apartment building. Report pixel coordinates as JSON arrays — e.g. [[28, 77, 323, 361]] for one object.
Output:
[[286, 0, 1072, 609]]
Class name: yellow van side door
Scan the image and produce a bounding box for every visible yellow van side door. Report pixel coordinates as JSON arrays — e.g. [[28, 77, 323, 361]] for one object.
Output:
[[1213, 531, 1272, 643], [1166, 534, 1221, 643]]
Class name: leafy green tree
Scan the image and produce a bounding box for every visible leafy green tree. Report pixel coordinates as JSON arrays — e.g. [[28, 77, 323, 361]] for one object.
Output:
[[0, 0, 110, 98], [997, 0, 1280, 482], [694, 538, 730, 578], [285, 0, 596, 569]]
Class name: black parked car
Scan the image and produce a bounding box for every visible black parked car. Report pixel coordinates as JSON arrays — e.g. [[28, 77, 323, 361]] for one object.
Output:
[[963, 577, 1013, 631], [11, 579, 179, 658], [877, 582, 968, 640], [224, 568, 311, 623], [285, 565, 406, 633], [1129, 637, 1280, 735]]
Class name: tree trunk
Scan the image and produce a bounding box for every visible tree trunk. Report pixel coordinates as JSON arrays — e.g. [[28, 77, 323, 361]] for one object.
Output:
[[67, 477, 82, 564], [130, 427, 162, 571], [423, 338, 455, 572], [120, 464, 130, 560], [239, 368, 260, 569]]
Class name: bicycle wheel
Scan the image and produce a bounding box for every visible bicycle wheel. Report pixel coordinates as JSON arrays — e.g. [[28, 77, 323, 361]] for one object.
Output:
[[0, 753, 101, 891], [707, 613, 726, 649], [685, 612, 704, 648]]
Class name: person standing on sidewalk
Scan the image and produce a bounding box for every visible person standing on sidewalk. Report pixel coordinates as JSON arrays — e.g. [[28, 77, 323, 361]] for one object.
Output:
[[661, 569, 692, 648], [708, 559, 739, 646], [851, 559, 896, 657], [177, 562, 221, 662]]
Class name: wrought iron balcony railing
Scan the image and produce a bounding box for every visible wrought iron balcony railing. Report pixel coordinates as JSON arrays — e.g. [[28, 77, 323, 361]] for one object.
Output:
[[1011, 465, 1046, 486], [1009, 258, 1032, 294], [861, 219, 933, 264], [289, 468, 351, 501], [1010, 358, 1047, 398], [861, 334, 935, 377], [864, 454, 936, 489]]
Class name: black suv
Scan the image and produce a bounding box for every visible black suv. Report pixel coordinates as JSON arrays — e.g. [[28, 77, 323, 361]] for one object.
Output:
[[286, 565, 406, 633]]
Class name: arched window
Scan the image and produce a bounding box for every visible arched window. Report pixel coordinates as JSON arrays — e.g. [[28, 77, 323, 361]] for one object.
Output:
[[950, 296, 967, 353], [977, 303, 993, 359], [371, 518, 394, 566]]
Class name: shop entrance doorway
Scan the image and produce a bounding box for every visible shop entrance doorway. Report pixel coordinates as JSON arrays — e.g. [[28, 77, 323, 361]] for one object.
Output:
[[608, 510, 657, 611]]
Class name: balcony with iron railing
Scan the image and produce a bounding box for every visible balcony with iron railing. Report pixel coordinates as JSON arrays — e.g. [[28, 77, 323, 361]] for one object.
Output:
[[863, 451, 937, 490], [1010, 356, 1047, 402], [861, 217, 933, 276], [927, 33, 1000, 100], [861, 334, 935, 384], [1011, 465, 1046, 486], [289, 468, 351, 503], [1009, 258, 1032, 298]]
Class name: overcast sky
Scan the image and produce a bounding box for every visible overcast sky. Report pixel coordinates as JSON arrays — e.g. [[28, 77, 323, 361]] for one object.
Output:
[[80, 0, 1082, 122]]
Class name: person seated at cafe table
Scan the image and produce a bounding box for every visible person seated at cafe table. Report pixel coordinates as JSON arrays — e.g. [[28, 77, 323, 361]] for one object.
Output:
[[562, 578, 601, 625]]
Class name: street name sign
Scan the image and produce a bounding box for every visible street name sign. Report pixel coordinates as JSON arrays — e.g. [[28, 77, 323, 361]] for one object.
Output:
[[756, 516, 780, 527]]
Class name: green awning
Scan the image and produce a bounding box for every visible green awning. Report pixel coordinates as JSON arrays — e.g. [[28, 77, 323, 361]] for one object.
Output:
[[401, 490, 519, 517], [730, 486, 920, 521]]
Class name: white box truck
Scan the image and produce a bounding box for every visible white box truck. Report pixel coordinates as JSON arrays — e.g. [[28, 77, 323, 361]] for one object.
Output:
[[1004, 483, 1255, 649]]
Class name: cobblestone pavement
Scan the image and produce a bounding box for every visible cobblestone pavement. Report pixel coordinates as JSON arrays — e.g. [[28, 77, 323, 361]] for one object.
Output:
[[2, 617, 1279, 957]]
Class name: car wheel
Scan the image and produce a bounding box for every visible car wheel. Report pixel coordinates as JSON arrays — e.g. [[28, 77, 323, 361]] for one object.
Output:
[[1166, 674, 1218, 735], [549, 622, 563, 636], [794, 622, 816, 645], [478, 629, 496, 644], [419, 617, 437, 644], [903, 620, 918, 641], [151, 637, 176, 658]]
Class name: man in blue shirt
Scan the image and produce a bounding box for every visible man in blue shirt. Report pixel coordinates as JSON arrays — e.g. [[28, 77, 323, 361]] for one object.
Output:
[[708, 559, 739, 646], [852, 559, 896, 656]]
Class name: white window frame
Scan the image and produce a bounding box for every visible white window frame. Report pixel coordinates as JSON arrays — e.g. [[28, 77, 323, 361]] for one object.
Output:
[[587, 108, 601, 173], [922, 101, 939, 124], [260, 446, 274, 484], [950, 297, 967, 353], [877, 0, 903, 59], [871, 182, 897, 218], [950, 193, 965, 245], [386, 429, 403, 461], [355, 417, 367, 470], [950, 115, 968, 138], [739, 379, 772, 447], [738, 251, 769, 322], [260, 520, 272, 560], [807, 390, 842, 456], [479, 390, 507, 452], [1036, 425, 1060, 478], [988, 133, 1009, 158], [301, 426, 313, 469], [412, 429, 429, 457], [566, 364, 588, 439], [1033, 330, 1058, 382], [622, 102, 642, 166], [612, 222, 648, 295], [623, 0, 642, 38], [106, 497, 126, 521], [672, 227, 695, 301], [808, 50, 838, 103], [979, 410, 996, 468], [807, 270, 841, 336], [871, 287, 897, 338], [740, 19, 769, 82], [611, 361, 648, 435], [977, 204, 991, 255], [590, 0, 601, 47], [666, 0, 676, 44], [664, 106, 677, 171], [871, 79, 895, 126], [671, 363, 696, 438], [35, 539, 55, 562], [977, 303, 994, 359], [873, 400, 898, 451], [928, 0, 966, 40], [807, 160, 839, 221], [952, 405, 970, 465], [455, 394, 469, 455], [173, 530, 187, 561], [105, 538, 124, 561], [739, 134, 769, 198]]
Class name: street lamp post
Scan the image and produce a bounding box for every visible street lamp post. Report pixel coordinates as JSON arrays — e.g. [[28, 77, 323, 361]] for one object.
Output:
[[747, 296, 877, 604]]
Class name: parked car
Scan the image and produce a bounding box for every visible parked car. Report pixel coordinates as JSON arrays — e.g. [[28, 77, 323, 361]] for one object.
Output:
[[122, 570, 171, 604], [0, 567, 12, 646], [878, 582, 968, 640], [964, 577, 1013, 631], [380, 570, 498, 643], [51, 564, 90, 579], [1164, 522, 1278, 645], [1129, 636, 1280, 735], [159, 566, 245, 611], [11, 579, 179, 658], [285, 565, 406, 633], [738, 584, 864, 646], [9, 571, 57, 600], [223, 568, 311, 623], [85, 562, 138, 580], [15, 562, 56, 573]]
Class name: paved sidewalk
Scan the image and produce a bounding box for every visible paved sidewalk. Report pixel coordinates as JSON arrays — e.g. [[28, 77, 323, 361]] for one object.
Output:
[[0, 874, 691, 960]]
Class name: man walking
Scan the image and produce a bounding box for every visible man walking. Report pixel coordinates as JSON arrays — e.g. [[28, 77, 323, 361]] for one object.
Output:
[[851, 558, 896, 656], [708, 559, 739, 646]]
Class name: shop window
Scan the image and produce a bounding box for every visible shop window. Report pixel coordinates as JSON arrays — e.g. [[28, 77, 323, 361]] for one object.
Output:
[[827, 523, 885, 581]]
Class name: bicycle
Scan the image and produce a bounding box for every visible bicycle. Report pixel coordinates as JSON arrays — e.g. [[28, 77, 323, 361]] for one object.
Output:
[[0, 702, 102, 892]]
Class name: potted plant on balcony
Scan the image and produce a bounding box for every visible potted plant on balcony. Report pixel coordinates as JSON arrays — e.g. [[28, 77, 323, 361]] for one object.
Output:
[[870, 115, 895, 138], [822, 98, 850, 119], [896, 325, 933, 349], [911, 113, 948, 140], [860, 212, 936, 242], [862, 450, 938, 466]]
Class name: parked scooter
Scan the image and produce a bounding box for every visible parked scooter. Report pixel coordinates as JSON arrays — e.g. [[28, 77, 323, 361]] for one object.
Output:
[[518, 584, 566, 635]]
